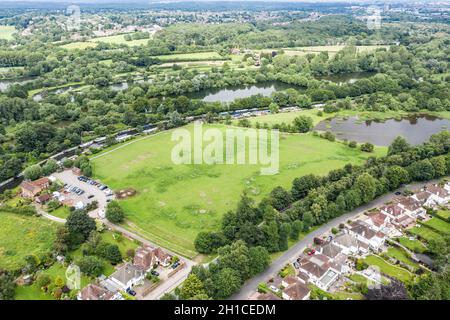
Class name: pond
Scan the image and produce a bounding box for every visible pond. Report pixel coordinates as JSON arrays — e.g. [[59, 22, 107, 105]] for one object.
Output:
[[314, 114, 450, 146], [186, 81, 300, 103], [316, 72, 376, 85], [0, 77, 35, 92]]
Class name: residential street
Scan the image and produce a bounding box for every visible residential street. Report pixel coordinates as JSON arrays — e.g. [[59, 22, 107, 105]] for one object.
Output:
[[231, 181, 431, 300]]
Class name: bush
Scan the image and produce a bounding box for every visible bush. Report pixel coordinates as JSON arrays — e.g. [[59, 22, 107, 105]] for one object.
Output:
[[106, 201, 125, 223], [349, 141, 357, 148], [360, 142, 374, 152], [76, 256, 104, 277], [331, 227, 339, 234]]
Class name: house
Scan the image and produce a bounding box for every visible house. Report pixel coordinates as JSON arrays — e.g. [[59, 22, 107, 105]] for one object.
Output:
[[282, 279, 311, 300], [348, 220, 386, 251], [394, 214, 416, 229], [320, 242, 343, 260], [133, 246, 155, 271], [424, 184, 450, 205], [332, 233, 367, 256], [412, 191, 434, 207], [78, 284, 114, 300], [297, 253, 340, 290], [364, 212, 390, 231], [110, 263, 145, 290], [35, 193, 52, 204], [153, 247, 172, 267], [396, 196, 427, 219], [20, 177, 51, 198], [380, 203, 406, 219], [249, 292, 281, 300]]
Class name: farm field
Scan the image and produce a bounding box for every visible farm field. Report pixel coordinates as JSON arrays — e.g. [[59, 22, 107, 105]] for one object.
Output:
[[0, 25, 16, 40], [363, 255, 414, 283], [281, 45, 389, 57], [154, 51, 225, 62], [0, 212, 57, 271], [422, 217, 450, 234], [91, 123, 385, 257], [61, 42, 98, 50], [88, 34, 150, 46]]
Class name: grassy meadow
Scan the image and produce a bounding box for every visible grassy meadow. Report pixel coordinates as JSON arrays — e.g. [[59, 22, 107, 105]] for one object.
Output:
[[0, 25, 16, 40], [91, 123, 385, 257], [88, 34, 150, 46], [0, 212, 57, 271]]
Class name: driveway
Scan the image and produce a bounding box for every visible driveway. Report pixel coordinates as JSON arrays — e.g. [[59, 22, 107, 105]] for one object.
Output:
[[231, 181, 434, 300]]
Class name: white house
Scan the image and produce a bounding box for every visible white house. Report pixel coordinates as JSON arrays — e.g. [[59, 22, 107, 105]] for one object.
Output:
[[396, 196, 427, 219], [424, 184, 450, 205], [332, 233, 368, 256], [348, 220, 386, 251], [297, 253, 340, 291], [110, 263, 145, 291]]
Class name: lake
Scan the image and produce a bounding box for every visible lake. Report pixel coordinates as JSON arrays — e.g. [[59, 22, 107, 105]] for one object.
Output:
[[0, 77, 35, 92], [186, 81, 299, 103], [314, 114, 450, 146], [316, 72, 376, 85]]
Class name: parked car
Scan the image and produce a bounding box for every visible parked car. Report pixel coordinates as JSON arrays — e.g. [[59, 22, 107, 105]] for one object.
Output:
[[151, 270, 159, 276], [171, 262, 180, 269], [307, 249, 316, 256], [126, 288, 136, 296], [88, 195, 94, 199], [293, 262, 300, 269], [269, 285, 280, 293], [395, 191, 402, 195]]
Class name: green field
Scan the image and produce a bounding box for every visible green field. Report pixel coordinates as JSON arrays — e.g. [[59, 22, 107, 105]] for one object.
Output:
[[50, 206, 70, 219], [154, 51, 225, 62], [61, 42, 98, 50], [0, 212, 57, 271], [363, 255, 414, 283], [88, 34, 149, 46], [243, 109, 326, 127], [281, 45, 389, 57], [91, 123, 385, 257], [0, 25, 16, 40], [422, 217, 450, 234], [398, 237, 427, 253]]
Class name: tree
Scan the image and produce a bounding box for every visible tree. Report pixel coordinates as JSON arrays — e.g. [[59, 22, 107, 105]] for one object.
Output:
[[66, 210, 96, 244], [217, 240, 251, 281], [0, 269, 16, 300], [408, 270, 449, 300], [269, 186, 292, 211], [23, 164, 42, 180], [194, 232, 226, 254], [291, 174, 321, 200], [408, 159, 435, 181], [96, 243, 122, 265], [353, 173, 377, 203], [106, 201, 125, 223], [248, 246, 270, 276], [76, 256, 104, 277], [213, 268, 242, 299], [179, 274, 207, 300], [383, 165, 410, 190], [292, 116, 313, 133], [360, 142, 374, 153], [365, 279, 409, 300], [388, 136, 410, 156], [42, 159, 59, 176]]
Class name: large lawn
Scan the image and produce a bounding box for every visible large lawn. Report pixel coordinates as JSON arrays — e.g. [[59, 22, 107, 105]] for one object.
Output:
[[385, 247, 420, 271], [0, 212, 57, 271], [91, 124, 384, 257], [398, 237, 427, 254], [409, 225, 442, 242], [422, 217, 450, 235], [363, 255, 414, 283], [61, 41, 98, 50], [0, 25, 16, 40]]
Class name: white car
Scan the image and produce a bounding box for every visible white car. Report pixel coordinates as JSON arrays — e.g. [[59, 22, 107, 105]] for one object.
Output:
[[269, 285, 279, 293]]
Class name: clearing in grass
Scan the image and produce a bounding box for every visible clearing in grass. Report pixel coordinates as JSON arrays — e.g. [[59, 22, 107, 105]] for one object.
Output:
[[0, 212, 57, 271], [91, 123, 385, 258]]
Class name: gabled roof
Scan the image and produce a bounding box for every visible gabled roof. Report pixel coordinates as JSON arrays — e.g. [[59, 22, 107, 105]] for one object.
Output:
[[321, 242, 343, 259], [425, 184, 449, 198], [414, 191, 433, 203], [80, 284, 113, 300], [367, 211, 388, 227], [298, 254, 331, 279], [380, 204, 405, 217], [153, 247, 171, 262], [397, 196, 422, 211], [283, 281, 311, 300], [349, 220, 376, 240], [111, 263, 143, 286], [256, 292, 281, 300], [333, 233, 359, 248], [32, 177, 50, 187], [20, 181, 40, 193]]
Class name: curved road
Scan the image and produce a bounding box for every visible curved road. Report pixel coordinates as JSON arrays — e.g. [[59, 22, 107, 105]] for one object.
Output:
[[231, 181, 430, 300]]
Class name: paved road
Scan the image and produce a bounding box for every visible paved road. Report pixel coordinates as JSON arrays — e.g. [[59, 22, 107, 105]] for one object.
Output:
[[231, 181, 431, 300]]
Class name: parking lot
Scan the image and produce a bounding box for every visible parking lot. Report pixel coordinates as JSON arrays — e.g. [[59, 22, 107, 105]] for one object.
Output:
[[52, 170, 115, 218]]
